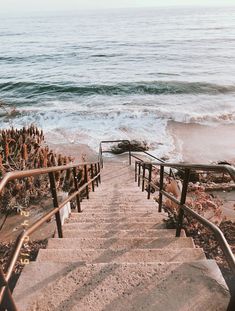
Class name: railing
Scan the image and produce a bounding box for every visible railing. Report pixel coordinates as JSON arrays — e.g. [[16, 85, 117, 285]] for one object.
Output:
[[135, 160, 235, 310], [0, 161, 101, 310], [98, 140, 235, 278], [99, 140, 132, 167], [135, 161, 235, 270], [99, 139, 170, 171]]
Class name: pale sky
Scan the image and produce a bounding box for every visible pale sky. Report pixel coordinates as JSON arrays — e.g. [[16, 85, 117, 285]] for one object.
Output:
[[1, 0, 235, 12]]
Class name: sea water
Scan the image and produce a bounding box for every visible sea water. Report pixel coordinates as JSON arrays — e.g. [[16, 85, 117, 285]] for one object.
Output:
[[0, 6, 235, 159]]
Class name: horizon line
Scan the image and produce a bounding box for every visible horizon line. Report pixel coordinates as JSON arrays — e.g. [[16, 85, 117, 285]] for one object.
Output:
[[1, 4, 235, 14]]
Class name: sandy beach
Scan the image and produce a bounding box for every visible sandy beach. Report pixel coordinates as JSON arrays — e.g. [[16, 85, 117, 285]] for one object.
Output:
[[168, 121, 235, 163], [45, 122, 235, 166], [47, 141, 98, 163]]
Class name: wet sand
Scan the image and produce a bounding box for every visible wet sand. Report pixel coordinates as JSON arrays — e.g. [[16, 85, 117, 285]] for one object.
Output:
[[167, 121, 235, 163], [47, 142, 97, 163], [44, 130, 98, 162]]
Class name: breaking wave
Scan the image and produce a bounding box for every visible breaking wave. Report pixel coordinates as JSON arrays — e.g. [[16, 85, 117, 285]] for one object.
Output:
[[1, 81, 235, 98]]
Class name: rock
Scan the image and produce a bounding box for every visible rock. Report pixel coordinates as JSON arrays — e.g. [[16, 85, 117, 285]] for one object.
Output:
[[110, 140, 149, 154]]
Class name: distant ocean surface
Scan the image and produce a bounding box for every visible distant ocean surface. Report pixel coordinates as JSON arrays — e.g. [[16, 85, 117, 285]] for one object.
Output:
[[0, 6, 235, 159]]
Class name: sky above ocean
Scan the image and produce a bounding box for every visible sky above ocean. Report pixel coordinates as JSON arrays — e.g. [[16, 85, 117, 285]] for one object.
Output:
[[1, 0, 235, 12]]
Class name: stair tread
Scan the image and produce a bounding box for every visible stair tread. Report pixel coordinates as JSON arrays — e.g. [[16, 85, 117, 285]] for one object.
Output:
[[66, 217, 166, 223], [70, 214, 164, 219], [48, 237, 195, 249], [70, 212, 163, 215], [37, 248, 206, 263], [63, 223, 167, 231], [13, 261, 230, 311], [79, 209, 160, 213], [62, 229, 185, 238]]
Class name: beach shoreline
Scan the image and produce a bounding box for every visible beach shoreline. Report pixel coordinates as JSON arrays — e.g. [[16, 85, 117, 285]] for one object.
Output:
[[43, 121, 235, 166], [167, 121, 235, 164]]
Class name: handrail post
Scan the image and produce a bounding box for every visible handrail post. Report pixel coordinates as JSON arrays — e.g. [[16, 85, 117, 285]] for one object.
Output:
[[176, 168, 190, 237], [72, 168, 81, 213], [98, 162, 101, 183], [135, 161, 137, 182], [142, 163, 146, 192], [138, 163, 141, 187], [90, 164, 95, 192], [48, 172, 63, 238], [147, 164, 152, 199], [99, 143, 103, 168], [158, 165, 164, 212], [84, 165, 89, 199], [128, 142, 131, 165], [95, 163, 99, 187], [0, 267, 18, 311]]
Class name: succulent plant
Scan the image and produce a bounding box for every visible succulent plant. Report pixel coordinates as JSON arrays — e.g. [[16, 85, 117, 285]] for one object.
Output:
[[0, 125, 80, 214]]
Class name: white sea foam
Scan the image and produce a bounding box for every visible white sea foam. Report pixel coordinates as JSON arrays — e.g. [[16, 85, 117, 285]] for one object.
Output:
[[1, 95, 235, 161]]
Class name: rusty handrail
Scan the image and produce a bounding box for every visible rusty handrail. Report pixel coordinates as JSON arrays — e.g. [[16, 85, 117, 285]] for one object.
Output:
[[99, 140, 132, 167], [140, 161, 235, 182], [5, 174, 100, 282], [99, 140, 170, 169], [0, 160, 101, 310], [0, 161, 98, 193], [135, 160, 235, 275]]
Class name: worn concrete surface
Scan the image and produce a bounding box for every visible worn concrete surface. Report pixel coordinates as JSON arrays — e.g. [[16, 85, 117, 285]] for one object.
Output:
[[13, 160, 231, 310], [14, 261, 230, 311]]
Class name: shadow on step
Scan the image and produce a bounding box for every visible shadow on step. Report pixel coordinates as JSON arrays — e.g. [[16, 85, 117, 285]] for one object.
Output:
[[24, 261, 229, 311]]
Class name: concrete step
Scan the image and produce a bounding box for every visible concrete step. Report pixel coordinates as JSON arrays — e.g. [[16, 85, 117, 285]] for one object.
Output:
[[69, 212, 162, 218], [63, 222, 166, 230], [79, 208, 159, 213], [48, 237, 195, 250], [90, 191, 144, 198], [81, 202, 156, 208], [13, 261, 230, 311], [82, 197, 154, 202], [81, 201, 157, 207], [66, 216, 166, 223], [62, 227, 184, 238], [80, 204, 157, 208], [81, 200, 156, 204], [81, 203, 158, 211], [83, 193, 154, 197], [89, 192, 145, 196], [89, 188, 142, 193], [37, 248, 206, 263]]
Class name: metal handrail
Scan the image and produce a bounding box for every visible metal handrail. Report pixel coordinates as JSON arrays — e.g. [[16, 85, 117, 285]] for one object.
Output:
[[99, 139, 170, 169], [99, 140, 132, 167], [148, 161, 235, 175], [135, 160, 235, 276], [142, 151, 165, 163], [0, 160, 101, 310], [0, 161, 99, 193]]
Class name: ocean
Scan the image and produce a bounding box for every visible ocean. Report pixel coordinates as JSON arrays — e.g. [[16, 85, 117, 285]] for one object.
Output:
[[0, 6, 235, 161]]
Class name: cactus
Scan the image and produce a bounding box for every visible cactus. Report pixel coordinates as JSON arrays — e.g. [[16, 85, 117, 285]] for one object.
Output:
[[0, 125, 78, 213]]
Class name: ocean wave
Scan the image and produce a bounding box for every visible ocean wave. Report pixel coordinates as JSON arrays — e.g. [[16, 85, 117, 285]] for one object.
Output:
[[90, 53, 124, 58], [7, 103, 235, 126], [1, 81, 235, 97]]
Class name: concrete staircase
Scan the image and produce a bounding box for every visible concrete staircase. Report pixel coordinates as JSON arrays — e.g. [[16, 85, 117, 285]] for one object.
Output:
[[13, 161, 230, 310]]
